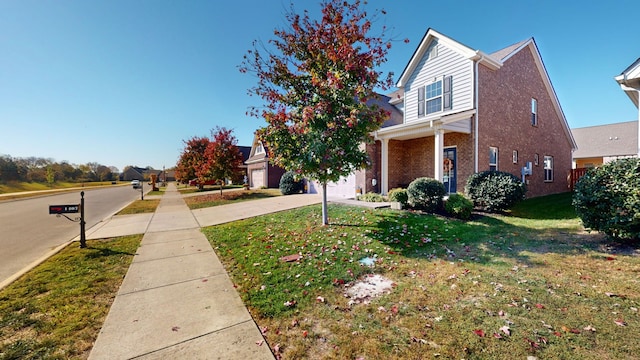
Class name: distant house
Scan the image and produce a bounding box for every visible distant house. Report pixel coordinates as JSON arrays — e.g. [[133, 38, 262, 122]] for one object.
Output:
[[324, 28, 576, 199], [120, 166, 146, 181], [615, 58, 640, 157], [572, 121, 638, 168], [245, 135, 286, 188], [119, 166, 162, 182]]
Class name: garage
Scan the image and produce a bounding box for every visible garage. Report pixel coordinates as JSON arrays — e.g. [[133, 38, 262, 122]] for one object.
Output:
[[325, 173, 356, 199], [251, 169, 265, 189]]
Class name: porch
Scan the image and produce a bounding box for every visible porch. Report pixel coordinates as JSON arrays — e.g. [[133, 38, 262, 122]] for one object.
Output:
[[372, 109, 476, 194]]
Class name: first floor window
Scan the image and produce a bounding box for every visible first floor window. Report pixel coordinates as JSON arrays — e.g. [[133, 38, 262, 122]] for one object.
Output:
[[512, 150, 518, 164], [489, 147, 498, 171], [544, 155, 553, 182]]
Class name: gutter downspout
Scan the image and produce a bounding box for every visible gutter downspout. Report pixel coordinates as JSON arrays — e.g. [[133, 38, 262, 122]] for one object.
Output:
[[474, 59, 480, 173]]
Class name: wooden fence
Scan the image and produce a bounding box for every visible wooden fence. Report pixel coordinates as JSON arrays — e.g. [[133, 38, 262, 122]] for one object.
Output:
[[567, 168, 589, 191]]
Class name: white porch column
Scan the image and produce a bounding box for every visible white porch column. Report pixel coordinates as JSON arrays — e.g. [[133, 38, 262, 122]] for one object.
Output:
[[637, 91, 640, 157], [381, 138, 389, 195], [434, 127, 444, 182]]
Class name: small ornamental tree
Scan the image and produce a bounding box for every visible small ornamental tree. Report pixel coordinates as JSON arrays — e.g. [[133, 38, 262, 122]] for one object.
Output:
[[175, 136, 210, 185], [240, 0, 398, 225], [202, 127, 244, 195]]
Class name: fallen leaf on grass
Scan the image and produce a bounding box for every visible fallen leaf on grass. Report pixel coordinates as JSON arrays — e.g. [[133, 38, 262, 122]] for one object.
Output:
[[493, 333, 503, 339], [535, 303, 545, 309], [614, 319, 627, 326], [473, 329, 485, 337], [583, 325, 596, 332], [499, 325, 511, 336]]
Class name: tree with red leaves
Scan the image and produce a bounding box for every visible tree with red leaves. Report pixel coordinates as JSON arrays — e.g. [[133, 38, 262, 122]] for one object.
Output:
[[176, 127, 243, 192], [203, 126, 244, 195], [175, 136, 209, 186], [240, 0, 394, 225]]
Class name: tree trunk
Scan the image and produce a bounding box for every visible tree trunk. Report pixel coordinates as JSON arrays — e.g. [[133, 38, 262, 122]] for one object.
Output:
[[322, 182, 328, 226]]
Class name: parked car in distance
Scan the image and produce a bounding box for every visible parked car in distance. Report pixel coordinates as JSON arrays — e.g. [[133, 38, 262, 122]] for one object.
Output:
[[131, 180, 141, 189]]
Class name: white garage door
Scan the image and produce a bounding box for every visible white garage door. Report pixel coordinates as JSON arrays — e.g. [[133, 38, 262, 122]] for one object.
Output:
[[251, 169, 265, 188], [325, 173, 356, 199]]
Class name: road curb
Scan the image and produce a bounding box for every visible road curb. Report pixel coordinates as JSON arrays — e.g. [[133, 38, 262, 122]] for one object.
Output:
[[0, 240, 73, 291]]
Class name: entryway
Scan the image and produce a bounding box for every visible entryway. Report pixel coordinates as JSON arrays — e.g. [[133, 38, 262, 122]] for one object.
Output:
[[443, 147, 457, 193]]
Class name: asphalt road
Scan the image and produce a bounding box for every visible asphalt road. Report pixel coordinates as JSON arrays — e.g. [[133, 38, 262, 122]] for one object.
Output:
[[0, 185, 147, 285]]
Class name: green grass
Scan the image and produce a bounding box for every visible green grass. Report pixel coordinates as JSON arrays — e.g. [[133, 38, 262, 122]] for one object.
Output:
[[185, 189, 281, 209], [116, 199, 160, 215], [203, 192, 640, 360], [0, 235, 141, 359], [0, 181, 124, 201]]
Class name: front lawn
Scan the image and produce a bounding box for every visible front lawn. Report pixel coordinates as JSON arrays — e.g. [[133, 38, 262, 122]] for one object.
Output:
[[203, 193, 640, 359]]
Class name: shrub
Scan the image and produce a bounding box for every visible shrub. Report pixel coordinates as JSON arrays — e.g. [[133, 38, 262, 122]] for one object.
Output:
[[464, 171, 526, 212], [279, 171, 303, 195], [407, 177, 446, 212], [573, 158, 640, 240], [387, 188, 408, 206], [445, 193, 473, 220], [357, 192, 385, 202]]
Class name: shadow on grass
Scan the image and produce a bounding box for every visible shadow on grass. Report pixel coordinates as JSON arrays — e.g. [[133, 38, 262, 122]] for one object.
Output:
[[365, 203, 634, 268], [84, 246, 136, 258]]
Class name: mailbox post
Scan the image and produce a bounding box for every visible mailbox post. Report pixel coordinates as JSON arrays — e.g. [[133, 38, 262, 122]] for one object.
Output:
[[48, 191, 86, 248]]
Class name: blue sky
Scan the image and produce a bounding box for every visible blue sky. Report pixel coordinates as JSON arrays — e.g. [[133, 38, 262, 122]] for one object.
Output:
[[1, 0, 638, 172]]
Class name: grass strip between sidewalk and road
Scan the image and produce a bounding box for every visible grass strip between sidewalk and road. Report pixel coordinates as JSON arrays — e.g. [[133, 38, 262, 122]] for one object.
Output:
[[0, 235, 142, 359], [185, 188, 281, 209], [116, 199, 161, 215], [203, 192, 640, 360]]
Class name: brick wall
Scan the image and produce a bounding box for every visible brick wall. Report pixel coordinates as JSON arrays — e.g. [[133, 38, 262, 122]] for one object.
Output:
[[477, 44, 573, 197]]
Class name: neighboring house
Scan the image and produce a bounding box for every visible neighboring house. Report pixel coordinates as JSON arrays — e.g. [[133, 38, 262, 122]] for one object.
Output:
[[329, 28, 576, 198], [238, 145, 252, 182], [245, 135, 286, 188], [572, 121, 638, 168], [615, 58, 640, 157]]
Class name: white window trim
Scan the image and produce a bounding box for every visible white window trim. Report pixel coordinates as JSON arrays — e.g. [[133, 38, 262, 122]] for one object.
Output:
[[544, 155, 553, 182], [425, 78, 443, 115], [489, 147, 499, 171], [512, 150, 518, 164], [255, 142, 265, 155]]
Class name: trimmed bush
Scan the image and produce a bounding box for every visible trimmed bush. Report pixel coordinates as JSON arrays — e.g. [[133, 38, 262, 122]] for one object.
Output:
[[445, 193, 473, 220], [573, 158, 640, 240], [464, 171, 526, 212], [407, 177, 446, 212], [387, 188, 408, 206], [279, 171, 303, 195], [357, 192, 385, 202]]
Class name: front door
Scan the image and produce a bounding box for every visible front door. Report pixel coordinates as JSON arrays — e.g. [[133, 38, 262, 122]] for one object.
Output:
[[443, 147, 457, 193]]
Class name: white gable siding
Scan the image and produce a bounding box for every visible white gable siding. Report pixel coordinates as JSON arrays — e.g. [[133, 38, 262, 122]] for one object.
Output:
[[404, 40, 474, 124]]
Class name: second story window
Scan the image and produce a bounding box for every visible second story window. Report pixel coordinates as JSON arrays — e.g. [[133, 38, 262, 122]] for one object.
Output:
[[418, 76, 453, 117], [426, 80, 442, 114], [255, 142, 265, 155], [531, 98, 538, 126]]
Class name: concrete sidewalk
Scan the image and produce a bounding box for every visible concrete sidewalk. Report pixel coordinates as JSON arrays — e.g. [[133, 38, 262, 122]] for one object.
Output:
[[89, 184, 321, 359]]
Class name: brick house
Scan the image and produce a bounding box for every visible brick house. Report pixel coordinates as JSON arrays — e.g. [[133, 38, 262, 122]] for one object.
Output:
[[328, 28, 576, 199], [245, 134, 286, 188]]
